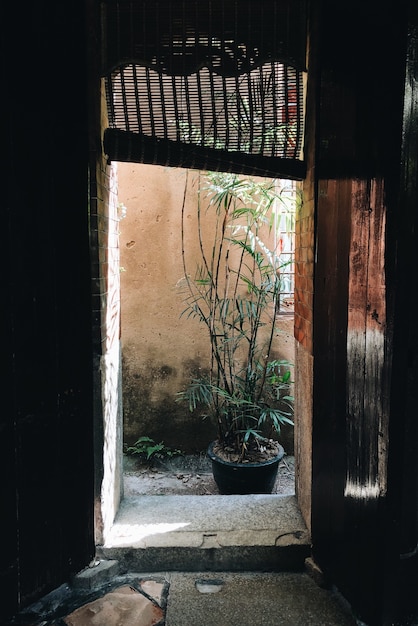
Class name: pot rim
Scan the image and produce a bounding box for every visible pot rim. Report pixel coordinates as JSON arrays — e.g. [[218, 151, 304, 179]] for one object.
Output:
[[207, 440, 285, 468]]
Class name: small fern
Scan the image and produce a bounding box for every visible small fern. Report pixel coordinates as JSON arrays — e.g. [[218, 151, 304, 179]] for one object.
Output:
[[124, 436, 182, 461]]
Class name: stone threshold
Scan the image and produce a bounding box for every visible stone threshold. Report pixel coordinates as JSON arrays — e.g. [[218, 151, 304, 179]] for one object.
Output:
[[97, 494, 311, 572]]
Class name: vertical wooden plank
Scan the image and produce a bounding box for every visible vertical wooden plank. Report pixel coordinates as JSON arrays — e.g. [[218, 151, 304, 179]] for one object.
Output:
[[345, 179, 388, 501], [312, 178, 351, 540], [311, 1, 410, 622], [312, 178, 390, 622]]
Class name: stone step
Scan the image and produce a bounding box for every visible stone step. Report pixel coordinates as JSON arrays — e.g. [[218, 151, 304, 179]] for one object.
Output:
[[97, 494, 311, 572]]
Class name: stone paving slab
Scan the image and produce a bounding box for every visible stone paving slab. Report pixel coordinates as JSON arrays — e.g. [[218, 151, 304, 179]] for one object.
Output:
[[63, 583, 164, 626], [11, 569, 358, 626], [164, 571, 358, 626]]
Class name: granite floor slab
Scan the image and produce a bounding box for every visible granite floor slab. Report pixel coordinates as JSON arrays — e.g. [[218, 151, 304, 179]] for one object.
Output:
[[10, 568, 358, 626]]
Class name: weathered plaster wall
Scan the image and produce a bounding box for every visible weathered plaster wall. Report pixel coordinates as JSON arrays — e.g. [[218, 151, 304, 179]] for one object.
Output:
[[117, 163, 295, 454], [292, 12, 318, 531], [91, 82, 124, 545], [294, 169, 315, 529]]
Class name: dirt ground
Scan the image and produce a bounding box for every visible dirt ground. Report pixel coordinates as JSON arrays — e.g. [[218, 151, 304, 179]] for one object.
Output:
[[123, 452, 295, 496]]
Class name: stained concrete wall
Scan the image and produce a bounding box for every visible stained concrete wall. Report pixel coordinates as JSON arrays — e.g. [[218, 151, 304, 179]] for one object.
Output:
[[117, 163, 295, 454]]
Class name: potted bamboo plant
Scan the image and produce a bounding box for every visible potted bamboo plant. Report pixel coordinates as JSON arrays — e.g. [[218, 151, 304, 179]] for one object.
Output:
[[177, 171, 294, 494]]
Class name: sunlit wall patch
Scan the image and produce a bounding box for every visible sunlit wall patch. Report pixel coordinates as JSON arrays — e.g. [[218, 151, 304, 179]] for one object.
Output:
[[345, 327, 388, 501], [344, 478, 381, 500]]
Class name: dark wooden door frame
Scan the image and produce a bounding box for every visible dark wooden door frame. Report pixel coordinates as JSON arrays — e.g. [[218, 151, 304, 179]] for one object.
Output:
[[310, 3, 418, 624]]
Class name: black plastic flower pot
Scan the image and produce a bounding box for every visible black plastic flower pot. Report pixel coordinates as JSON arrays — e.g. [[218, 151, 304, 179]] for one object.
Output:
[[207, 441, 285, 495]]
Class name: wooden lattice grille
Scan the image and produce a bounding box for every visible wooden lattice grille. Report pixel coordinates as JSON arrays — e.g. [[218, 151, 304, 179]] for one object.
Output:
[[102, 0, 307, 178]]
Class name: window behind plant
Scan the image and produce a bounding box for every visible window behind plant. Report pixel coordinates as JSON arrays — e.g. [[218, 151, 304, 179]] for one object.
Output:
[[274, 179, 297, 313]]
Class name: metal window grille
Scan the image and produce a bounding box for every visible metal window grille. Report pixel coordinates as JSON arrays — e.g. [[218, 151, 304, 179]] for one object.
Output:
[[274, 179, 297, 313]]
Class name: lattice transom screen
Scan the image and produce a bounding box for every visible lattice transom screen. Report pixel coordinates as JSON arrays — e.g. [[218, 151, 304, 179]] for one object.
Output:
[[102, 0, 307, 178]]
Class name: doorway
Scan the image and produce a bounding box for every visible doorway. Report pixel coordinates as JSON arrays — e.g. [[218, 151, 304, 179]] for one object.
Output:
[[95, 155, 313, 551], [96, 158, 310, 562]]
